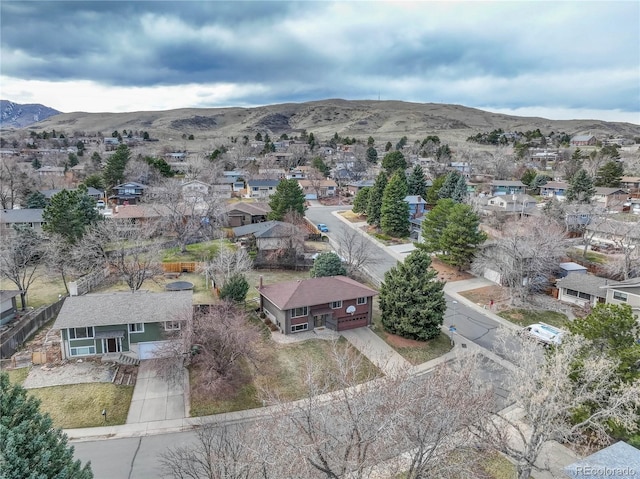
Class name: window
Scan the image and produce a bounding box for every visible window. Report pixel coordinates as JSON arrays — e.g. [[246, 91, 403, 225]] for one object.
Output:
[[164, 321, 181, 331], [331, 301, 342, 309], [357, 297, 367, 305], [613, 291, 628, 302], [69, 346, 96, 356], [291, 306, 308, 318], [291, 323, 308, 333], [69, 327, 94, 339], [129, 323, 144, 333], [565, 289, 579, 297], [578, 292, 591, 300]]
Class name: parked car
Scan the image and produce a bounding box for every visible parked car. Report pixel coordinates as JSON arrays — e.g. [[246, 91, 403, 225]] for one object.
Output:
[[317, 223, 329, 232], [519, 323, 565, 347], [95, 200, 106, 209]]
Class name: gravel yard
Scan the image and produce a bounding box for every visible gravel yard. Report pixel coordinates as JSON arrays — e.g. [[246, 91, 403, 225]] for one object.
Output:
[[22, 360, 117, 389]]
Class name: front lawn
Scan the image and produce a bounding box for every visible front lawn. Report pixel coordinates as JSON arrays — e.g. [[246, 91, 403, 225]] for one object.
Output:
[[3, 367, 30, 386], [0, 266, 67, 309], [190, 337, 380, 417], [339, 210, 366, 223], [28, 383, 134, 428], [498, 308, 570, 329], [371, 297, 453, 365]]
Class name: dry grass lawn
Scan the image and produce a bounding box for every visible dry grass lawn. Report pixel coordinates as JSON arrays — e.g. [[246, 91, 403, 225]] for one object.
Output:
[[3, 367, 30, 386], [28, 383, 134, 428], [190, 337, 380, 417], [339, 210, 367, 223], [0, 266, 67, 309]]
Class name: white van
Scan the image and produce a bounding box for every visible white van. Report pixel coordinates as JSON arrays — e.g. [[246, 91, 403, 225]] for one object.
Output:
[[520, 323, 565, 346]]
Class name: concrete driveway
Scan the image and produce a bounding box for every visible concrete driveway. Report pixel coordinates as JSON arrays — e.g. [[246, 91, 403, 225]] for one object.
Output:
[[341, 328, 411, 375], [126, 361, 186, 423]]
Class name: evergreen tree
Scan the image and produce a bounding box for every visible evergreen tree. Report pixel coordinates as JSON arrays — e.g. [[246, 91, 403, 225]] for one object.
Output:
[[385, 141, 392, 152], [26, 191, 47, 209], [68, 153, 79, 167], [82, 174, 105, 191], [381, 150, 407, 174], [379, 249, 446, 341], [421, 199, 455, 253], [520, 168, 537, 186], [219, 274, 249, 303], [425, 175, 446, 204], [438, 204, 487, 269], [366, 173, 387, 227], [407, 164, 427, 198], [43, 187, 101, 244], [438, 171, 464, 201], [366, 146, 378, 163], [311, 157, 330, 177], [594, 160, 624, 187], [352, 187, 371, 214], [31, 157, 41, 170], [451, 174, 468, 203], [267, 178, 306, 221], [380, 171, 409, 237], [367, 136, 375, 146], [0, 373, 93, 479], [565, 169, 595, 204], [102, 144, 130, 189], [310, 252, 346, 278]]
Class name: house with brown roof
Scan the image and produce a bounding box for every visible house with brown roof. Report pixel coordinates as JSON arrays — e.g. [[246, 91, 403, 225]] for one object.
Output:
[[258, 276, 378, 334], [593, 187, 628, 210], [620, 176, 640, 193], [225, 202, 271, 227], [570, 135, 597, 146], [297, 178, 337, 199]]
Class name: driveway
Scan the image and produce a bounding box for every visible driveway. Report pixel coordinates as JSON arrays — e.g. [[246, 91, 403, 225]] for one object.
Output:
[[341, 328, 411, 375], [126, 360, 186, 423]]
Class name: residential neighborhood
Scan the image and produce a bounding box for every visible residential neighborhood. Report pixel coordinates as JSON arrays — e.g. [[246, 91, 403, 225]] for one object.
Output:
[[2, 114, 640, 479]]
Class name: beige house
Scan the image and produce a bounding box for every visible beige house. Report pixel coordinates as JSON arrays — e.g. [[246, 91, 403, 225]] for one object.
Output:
[[298, 179, 337, 199], [603, 278, 640, 314]]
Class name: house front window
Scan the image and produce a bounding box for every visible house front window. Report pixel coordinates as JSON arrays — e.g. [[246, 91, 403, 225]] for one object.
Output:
[[291, 323, 308, 333], [164, 321, 181, 331], [331, 301, 342, 309], [613, 291, 628, 302], [291, 306, 308, 318], [357, 297, 367, 305], [69, 327, 94, 339], [129, 323, 144, 333], [69, 346, 96, 357]]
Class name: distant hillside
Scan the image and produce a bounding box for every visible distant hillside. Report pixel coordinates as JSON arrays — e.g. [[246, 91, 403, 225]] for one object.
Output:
[[0, 100, 61, 128], [16, 99, 640, 143]]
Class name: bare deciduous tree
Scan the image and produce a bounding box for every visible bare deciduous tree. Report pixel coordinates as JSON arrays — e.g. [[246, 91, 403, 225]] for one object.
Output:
[[177, 302, 265, 396], [472, 216, 567, 305], [147, 179, 224, 252], [200, 245, 252, 289], [334, 226, 379, 277], [75, 220, 164, 292], [475, 331, 640, 479], [0, 226, 42, 309]]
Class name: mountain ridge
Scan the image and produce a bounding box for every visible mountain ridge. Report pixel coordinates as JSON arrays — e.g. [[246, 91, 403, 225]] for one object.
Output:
[[0, 100, 61, 128], [4, 99, 639, 142]]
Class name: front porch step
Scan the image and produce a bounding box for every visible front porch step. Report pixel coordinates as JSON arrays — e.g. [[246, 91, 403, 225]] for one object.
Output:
[[101, 352, 140, 366]]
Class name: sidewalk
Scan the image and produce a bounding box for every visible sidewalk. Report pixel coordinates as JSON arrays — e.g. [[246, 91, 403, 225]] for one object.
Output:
[[340, 327, 411, 375]]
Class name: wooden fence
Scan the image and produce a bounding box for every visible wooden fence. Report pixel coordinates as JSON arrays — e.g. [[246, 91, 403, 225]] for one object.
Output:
[[0, 298, 65, 359], [162, 262, 201, 273]]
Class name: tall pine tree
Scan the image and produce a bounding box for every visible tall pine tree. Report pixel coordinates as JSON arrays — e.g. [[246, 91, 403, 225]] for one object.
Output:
[[267, 178, 306, 220], [352, 187, 371, 214], [379, 249, 446, 340], [0, 373, 93, 479], [594, 160, 624, 187], [102, 144, 130, 189], [566, 169, 595, 204], [380, 171, 409, 237], [438, 171, 464, 202], [407, 164, 428, 199], [421, 198, 455, 253], [438, 203, 487, 269], [367, 172, 387, 227]]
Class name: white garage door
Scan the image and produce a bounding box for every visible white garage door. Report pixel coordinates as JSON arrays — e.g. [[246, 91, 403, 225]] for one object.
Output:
[[137, 340, 176, 360]]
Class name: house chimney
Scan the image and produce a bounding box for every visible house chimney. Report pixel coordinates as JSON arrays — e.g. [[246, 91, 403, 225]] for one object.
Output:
[[259, 275, 263, 289]]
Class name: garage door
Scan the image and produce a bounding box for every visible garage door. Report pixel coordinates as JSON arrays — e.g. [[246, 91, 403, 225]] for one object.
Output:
[[137, 340, 175, 360], [337, 315, 369, 331]]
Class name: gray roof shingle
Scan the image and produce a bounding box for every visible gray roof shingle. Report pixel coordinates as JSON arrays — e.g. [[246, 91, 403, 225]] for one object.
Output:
[[52, 291, 192, 329], [565, 441, 640, 478], [0, 209, 44, 224], [556, 273, 608, 298]]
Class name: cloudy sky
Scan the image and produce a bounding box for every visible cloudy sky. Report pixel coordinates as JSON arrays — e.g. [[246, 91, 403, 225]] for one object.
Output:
[[1, 1, 638, 123]]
